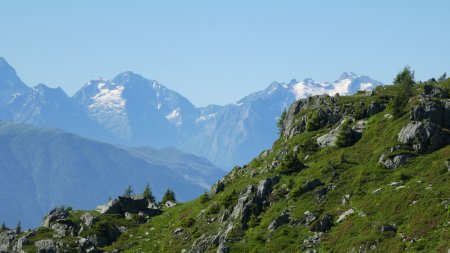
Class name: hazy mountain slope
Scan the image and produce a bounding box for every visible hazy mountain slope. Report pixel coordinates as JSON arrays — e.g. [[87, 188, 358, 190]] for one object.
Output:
[[0, 121, 224, 228]]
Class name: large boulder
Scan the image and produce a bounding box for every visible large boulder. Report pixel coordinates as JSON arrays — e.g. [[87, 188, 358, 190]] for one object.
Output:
[[398, 121, 450, 153], [96, 195, 160, 217], [42, 207, 69, 228], [118, 194, 151, 213]]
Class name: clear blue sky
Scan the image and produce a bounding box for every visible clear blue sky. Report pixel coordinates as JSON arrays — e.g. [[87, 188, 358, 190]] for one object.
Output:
[[1, 1, 449, 106]]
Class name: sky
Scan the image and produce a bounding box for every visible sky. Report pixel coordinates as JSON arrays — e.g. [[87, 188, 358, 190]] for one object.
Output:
[[0, 1, 449, 106]]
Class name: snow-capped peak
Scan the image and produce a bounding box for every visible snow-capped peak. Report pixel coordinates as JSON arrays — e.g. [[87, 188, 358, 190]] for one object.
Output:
[[290, 72, 382, 99]]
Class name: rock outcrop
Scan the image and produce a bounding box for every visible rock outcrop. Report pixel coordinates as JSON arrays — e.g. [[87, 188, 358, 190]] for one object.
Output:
[[96, 194, 161, 217]]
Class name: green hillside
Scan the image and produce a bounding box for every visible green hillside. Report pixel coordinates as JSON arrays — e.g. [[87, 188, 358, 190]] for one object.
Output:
[[1, 70, 449, 253]]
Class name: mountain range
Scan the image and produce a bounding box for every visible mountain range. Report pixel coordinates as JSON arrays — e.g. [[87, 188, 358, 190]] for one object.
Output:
[[0, 57, 383, 169]]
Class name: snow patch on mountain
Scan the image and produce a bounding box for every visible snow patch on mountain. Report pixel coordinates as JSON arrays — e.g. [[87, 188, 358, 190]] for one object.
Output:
[[196, 113, 217, 123], [88, 84, 131, 139], [166, 107, 182, 127]]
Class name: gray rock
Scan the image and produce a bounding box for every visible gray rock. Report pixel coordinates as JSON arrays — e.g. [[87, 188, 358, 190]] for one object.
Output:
[[80, 213, 98, 228], [352, 119, 367, 134], [0, 229, 16, 252], [423, 84, 449, 98], [51, 220, 74, 238], [294, 179, 324, 197], [34, 239, 58, 253], [445, 160, 450, 172], [367, 101, 384, 116], [398, 121, 450, 153], [173, 227, 183, 235], [210, 179, 225, 195], [283, 95, 341, 138], [314, 187, 328, 203], [96, 199, 122, 215], [336, 208, 354, 223], [165, 201, 177, 208], [411, 97, 450, 128], [310, 214, 333, 232], [230, 185, 255, 229], [378, 153, 414, 169], [268, 212, 291, 231], [86, 225, 121, 247], [118, 194, 151, 213], [303, 232, 322, 249], [220, 209, 230, 223], [303, 211, 317, 226], [189, 234, 219, 253], [42, 207, 69, 228], [380, 225, 397, 232], [316, 120, 345, 147], [216, 242, 229, 253]]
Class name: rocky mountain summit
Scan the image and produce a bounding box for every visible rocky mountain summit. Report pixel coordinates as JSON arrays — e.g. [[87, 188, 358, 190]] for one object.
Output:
[[1, 72, 448, 253]]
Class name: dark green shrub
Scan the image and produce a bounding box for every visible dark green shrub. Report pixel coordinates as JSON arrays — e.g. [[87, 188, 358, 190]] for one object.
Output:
[[335, 120, 358, 147], [306, 111, 321, 131], [278, 152, 306, 175]]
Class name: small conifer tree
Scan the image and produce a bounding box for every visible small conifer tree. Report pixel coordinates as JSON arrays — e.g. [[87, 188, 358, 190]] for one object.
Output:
[[143, 183, 156, 203], [162, 188, 176, 203], [124, 185, 133, 197]]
